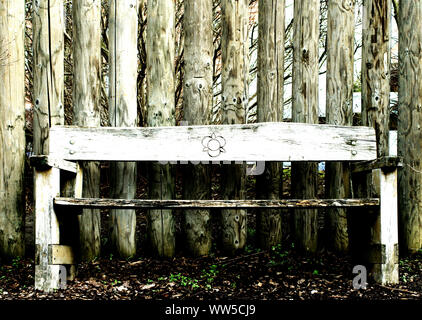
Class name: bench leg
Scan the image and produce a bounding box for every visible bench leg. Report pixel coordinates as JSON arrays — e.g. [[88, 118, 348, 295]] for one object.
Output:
[[372, 168, 399, 284], [34, 167, 61, 292]]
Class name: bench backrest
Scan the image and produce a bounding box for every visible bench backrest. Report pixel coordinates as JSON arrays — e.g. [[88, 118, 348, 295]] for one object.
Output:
[[49, 122, 378, 162]]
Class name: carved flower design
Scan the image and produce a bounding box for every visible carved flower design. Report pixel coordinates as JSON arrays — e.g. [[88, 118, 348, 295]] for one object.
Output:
[[202, 133, 226, 157]]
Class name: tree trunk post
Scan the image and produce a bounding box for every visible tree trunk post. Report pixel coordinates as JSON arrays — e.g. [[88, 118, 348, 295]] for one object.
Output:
[[108, 0, 138, 258], [359, 0, 398, 283], [182, 0, 213, 256], [256, 0, 285, 250], [220, 0, 249, 255], [33, 0, 64, 155], [398, 0, 422, 253], [291, 0, 320, 253], [72, 0, 101, 261], [0, 0, 26, 260], [146, 0, 176, 258], [325, 0, 355, 253]]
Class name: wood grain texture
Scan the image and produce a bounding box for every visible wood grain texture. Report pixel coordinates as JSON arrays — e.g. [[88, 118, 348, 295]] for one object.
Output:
[[256, 0, 285, 250], [325, 0, 355, 253], [182, 0, 213, 256], [146, 0, 176, 258], [398, 0, 422, 253], [48, 123, 378, 162], [32, 0, 64, 155], [108, 0, 138, 258], [72, 0, 101, 261], [220, 0, 249, 254], [34, 168, 61, 292], [361, 0, 390, 157], [54, 198, 380, 210], [291, 0, 320, 253], [0, 0, 26, 259]]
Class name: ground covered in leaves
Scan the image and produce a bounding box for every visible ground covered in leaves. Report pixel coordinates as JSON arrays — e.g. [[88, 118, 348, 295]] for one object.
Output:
[[0, 246, 421, 300]]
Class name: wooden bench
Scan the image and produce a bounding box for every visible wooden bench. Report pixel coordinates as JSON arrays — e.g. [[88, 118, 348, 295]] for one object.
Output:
[[31, 122, 401, 292]]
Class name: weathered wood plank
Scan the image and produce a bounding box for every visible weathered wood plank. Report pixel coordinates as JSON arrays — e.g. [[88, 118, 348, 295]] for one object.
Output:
[[292, 0, 320, 253], [30, 155, 77, 173], [256, 0, 285, 250], [398, 0, 422, 253], [351, 156, 402, 173], [49, 123, 377, 162], [182, 0, 213, 256], [34, 167, 61, 292], [325, 0, 355, 253], [108, 0, 138, 259], [54, 198, 380, 210], [0, 0, 26, 259], [72, 0, 102, 262]]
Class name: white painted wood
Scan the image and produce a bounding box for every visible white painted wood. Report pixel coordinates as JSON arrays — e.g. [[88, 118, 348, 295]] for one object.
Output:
[[34, 167, 61, 292], [375, 168, 399, 284], [49, 123, 377, 162]]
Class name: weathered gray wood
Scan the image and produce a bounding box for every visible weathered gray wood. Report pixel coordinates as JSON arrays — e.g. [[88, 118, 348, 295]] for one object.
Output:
[[182, 0, 213, 256], [146, 0, 176, 258], [49, 123, 377, 162], [362, 0, 390, 157], [220, 0, 249, 255], [32, 0, 64, 155], [108, 0, 138, 259], [72, 0, 101, 262], [30, 155, 77, 173], [372, 168, 399, 284], [54, 198, 380, 210], [0, 0, 26, 259], [351, 156, 403, 174], [256, 0, 285, 250], [398, 0, 422, 253], [34, 167, 61, 292], [291, 0, 320, 253], [325, 0, 355, 253]]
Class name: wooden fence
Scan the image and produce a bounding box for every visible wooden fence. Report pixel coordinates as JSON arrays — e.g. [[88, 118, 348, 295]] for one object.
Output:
[[0, 0, 421, 284]]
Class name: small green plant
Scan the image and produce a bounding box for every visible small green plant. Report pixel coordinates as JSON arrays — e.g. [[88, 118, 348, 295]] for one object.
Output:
[[313, 269, 319, 276], [109, 253, 113, 261], [169, 273, 199, 290]]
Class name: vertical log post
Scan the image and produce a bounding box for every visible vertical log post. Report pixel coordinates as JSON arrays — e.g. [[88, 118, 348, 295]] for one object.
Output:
[[182, 0, 213, 256], [256, 0, 285, 250], [32, 0, 64, 290], [146, 0, 176, 257], [108, 0, 138, 258], [360, 0, 398, 284], [291, 0, 320, 253], [398, 0, 422, 253], [325, 0, 355, 253], [33, 0, 64, 155], [220, 0, 249, 254], [0, 0, 25, 260], [72, 0, 101, 261]]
